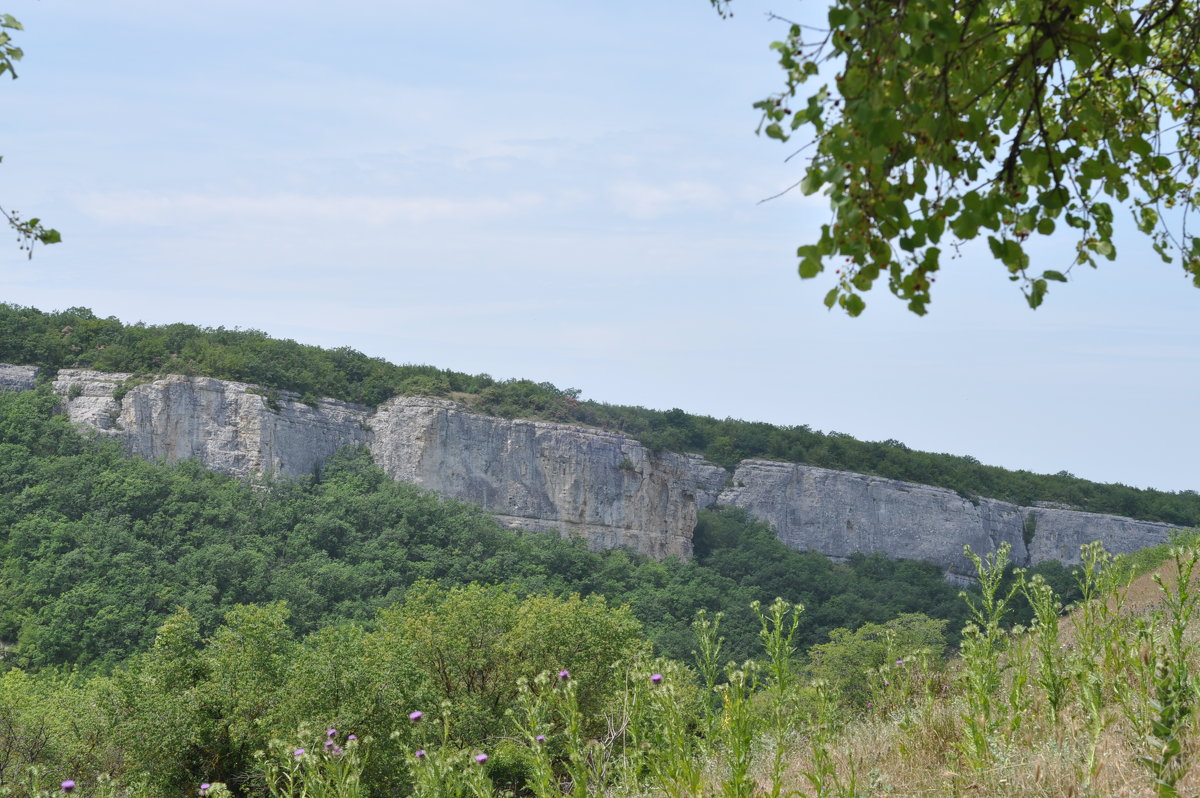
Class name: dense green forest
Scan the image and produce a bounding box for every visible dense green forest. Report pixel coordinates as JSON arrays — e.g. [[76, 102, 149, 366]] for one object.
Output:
[[1, 303, 1197, 527], [0, 387, 1010, 673]]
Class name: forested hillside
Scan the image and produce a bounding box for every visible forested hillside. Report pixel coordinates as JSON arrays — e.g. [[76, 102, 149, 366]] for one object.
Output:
[[2, 303, 1197, 526], [0, 387, 1024, 673]]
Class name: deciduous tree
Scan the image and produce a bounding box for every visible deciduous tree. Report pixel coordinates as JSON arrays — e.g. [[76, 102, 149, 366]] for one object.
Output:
[[723, 0, 1200, 314]]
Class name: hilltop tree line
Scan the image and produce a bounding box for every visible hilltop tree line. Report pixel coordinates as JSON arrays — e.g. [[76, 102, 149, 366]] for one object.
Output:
[[1, 303, 1196, 527]]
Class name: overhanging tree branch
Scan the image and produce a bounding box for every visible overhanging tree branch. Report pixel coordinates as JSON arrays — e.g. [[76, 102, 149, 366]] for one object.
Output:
[[727, 0, 1200, 314]]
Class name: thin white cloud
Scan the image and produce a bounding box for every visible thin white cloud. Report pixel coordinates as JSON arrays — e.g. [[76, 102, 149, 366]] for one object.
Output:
[[607, 180, 726, 220], [73, 191, 545, 227]]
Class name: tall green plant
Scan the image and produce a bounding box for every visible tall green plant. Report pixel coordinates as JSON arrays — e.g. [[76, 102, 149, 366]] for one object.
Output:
[[638, 666, 707, 798], [258, 730, 367, 798], [1071, 541, 1125, 792], [1020, 572, 1069, 723], [691, 609, 725, 734], [1135, 547, 1200, 797], [715, 662, 757, 798], [753, 598, 803, 798], [957, 543, 1017, 771]]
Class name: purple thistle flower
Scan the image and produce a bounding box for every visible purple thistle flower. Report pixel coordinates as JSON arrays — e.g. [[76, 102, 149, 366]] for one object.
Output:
[[325, 739, 335, 749], [327, 727, 337, 738], [415, 749, 426, 759], [61, 782, 76, 794], [330, 745, 344, 757], [475, 753, 488, 765], [347, 734, 357, 742], [409, 710, 424, 722], [535, 734, 546, 743], [200, 784, 211, 797], [650, 673, 663, 684], [896, 659, 904, 666], [294, 748, 306, 757], [558, 669, 570, 681]]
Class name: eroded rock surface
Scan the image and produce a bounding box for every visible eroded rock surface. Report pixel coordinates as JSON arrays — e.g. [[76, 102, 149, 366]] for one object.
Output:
[[53, 370, 370, 479], [0, 364, 37, 391], [715, 460, 1030, 580], [1026, 507, 1175, 564], [369, 397, 728, 557], [46, 371, 727, 557], [714, 459, 1176, 579]]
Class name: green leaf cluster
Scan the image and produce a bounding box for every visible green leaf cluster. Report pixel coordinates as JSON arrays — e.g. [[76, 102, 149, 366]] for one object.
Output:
[[748, 0, 1200, 312]]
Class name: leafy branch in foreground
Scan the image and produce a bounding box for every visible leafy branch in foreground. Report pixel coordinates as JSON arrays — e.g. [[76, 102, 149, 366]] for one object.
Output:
[[2, 14, 60, 258], [2, 203, 61, 257], [741, 0, 1200, 315]]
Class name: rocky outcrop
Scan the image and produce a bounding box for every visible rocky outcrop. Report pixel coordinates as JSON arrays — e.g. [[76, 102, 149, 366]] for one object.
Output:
[[53, 370, 370, 479], [369, 397, 728, 557], [713, 460, 1177, 580], [714, 460, 1029, 580], [47, 370, 727, 558], [0, 364, 37, 391], [1026, 507, 1176, 564], [10, 366, 1183, 570]]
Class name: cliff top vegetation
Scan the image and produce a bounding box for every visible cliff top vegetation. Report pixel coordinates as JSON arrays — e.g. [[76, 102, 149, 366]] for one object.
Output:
[[1, 302, 1197, 527]]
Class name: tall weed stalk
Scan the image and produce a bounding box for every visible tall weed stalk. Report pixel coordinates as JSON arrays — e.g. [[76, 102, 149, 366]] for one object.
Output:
[[1020, 572, 1069, 723], [957, 542, 1016, 772], [1135, 546, 1200, 797], [716, 662, 757, 798], [753, 598, 802, 798]]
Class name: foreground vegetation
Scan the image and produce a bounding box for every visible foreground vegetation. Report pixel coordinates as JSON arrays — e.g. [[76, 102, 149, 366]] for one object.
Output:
[[2, 303, 1197, 525], [2, 534, 1198, 797]]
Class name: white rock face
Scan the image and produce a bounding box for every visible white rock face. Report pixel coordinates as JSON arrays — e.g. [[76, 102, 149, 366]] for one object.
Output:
[[53, 370, 371, 478], [716, 460, 1030, 580], [716, 459, 1177, 578], [10, 366, 1182, 569], [43, 371, 728, 558], [0, 364, 37, 391], [368, 396, 729, 557], [1027, 507, 1175, 564]]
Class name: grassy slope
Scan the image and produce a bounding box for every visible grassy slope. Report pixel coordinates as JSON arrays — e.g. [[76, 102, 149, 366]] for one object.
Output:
[[765, 539, 1200, 798]]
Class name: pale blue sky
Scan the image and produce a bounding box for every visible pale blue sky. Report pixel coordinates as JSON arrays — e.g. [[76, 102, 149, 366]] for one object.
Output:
[[1, 1, 1197, 493]]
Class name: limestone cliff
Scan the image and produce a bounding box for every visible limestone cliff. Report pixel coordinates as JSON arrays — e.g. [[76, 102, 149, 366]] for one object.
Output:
[[1026, 507, 1176, 564], [0, 364, 37, 391], [714, 460, 1176, 580], [368, 396, 728, 557], [53, 370, 370, 479], [714, 460, 1029, 580], [15, 367, 1182, 570], [48, 369, 727, 558]]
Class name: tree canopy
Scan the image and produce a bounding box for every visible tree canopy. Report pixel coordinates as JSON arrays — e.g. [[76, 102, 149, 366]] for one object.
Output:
[[730, 0, 1200, 314]]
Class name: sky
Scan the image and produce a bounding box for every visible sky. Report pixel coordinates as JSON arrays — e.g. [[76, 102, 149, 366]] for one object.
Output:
[[0, 1, 1197, 493]]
